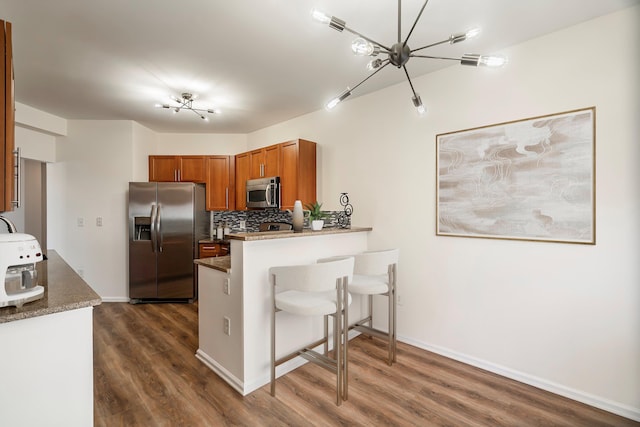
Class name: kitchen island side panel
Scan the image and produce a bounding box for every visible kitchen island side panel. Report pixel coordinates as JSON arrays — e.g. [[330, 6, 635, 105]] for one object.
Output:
[[0, 307, 95, 426]]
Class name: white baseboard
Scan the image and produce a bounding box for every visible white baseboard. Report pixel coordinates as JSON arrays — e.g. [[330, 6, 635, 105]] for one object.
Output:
[[399, 335, 640, 422], [195, 349, 245, 395], [98, 296, 129, 303]]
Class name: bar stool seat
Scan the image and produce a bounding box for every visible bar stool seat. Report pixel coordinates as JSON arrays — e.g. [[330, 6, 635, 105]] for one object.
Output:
[[269, 257, 354, 406], [349, 273, 389, 295], [276, 290, 353, 316]]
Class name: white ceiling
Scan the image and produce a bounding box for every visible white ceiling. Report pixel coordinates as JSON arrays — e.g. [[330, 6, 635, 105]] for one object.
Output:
[[1, 0, 638, 134]]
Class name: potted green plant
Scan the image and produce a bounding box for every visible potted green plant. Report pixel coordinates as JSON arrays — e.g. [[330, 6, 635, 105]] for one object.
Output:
[[305, 201, 327, 231]]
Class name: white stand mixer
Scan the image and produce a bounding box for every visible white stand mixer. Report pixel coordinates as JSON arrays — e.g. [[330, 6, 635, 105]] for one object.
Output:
[[0, 218, 45, 308]]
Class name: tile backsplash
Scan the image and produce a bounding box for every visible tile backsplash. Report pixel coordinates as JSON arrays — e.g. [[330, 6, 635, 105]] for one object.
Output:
[[209, 209, 344, 235]]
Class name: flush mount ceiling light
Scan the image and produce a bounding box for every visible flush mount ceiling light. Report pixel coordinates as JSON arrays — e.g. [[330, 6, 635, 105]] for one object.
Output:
[[155, 92, 220, 121], [313, 0, 507, 115]]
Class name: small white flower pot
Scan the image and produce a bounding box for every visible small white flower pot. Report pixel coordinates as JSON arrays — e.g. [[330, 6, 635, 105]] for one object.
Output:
[[311, 220, 324, 231]]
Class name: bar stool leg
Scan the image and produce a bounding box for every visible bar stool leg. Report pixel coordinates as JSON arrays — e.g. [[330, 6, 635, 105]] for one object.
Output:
[[342, 276, 349, 401], [333, 303, 342, 406], [391, 263, 397, 363], [271, 281, 276, 396], [324, 315, 329, 356]]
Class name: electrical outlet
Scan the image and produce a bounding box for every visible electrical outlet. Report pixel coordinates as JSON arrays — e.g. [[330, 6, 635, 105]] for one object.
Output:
[[239, 220, 246, 229], [96, 217, 103, 227], [223, 278, 231, 295], [77, 217, 84, 227], [223, 317, 231, 335], [397, 294, 403, 306]]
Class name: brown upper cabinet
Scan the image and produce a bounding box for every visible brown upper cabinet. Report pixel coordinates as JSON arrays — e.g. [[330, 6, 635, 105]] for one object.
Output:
[[249, 144, 279, 179], [234, 139, 316, 211], [279, 139, 317, 211], [1, 20, 15, 213], [149, 155, 206, 183], [205, 155, 235, 211], [234, 152, 249, 211]]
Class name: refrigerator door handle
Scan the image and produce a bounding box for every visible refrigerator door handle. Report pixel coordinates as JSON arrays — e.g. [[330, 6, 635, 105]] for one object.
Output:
[[156, 203, 163, 253], [150, 204, 157, 253]]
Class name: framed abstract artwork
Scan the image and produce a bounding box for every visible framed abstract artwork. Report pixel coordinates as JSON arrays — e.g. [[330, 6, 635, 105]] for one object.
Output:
[[436, 107, 595, 244]]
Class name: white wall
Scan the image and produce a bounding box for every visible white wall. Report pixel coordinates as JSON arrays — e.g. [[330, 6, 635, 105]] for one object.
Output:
[[42, 6, 639, 419], [247, 7, 640, 420], [132, 122, 157, 182], [49, 121, 135, 299], [155, 133, 247, 155]]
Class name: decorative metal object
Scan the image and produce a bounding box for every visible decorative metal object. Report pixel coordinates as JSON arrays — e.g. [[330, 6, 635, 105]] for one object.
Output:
[[313, 1, 507, 114], [337, 193, 353, 228], [155, 92, 220, 121]]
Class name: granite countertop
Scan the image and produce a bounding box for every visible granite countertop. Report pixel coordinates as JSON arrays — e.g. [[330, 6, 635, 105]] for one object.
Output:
[[194, 255, 231, 273], [0, 250, 102, 324], [226, 226, 372, 242]]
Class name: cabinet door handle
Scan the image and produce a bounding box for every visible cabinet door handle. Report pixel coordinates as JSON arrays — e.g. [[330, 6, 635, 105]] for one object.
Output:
[[11, 147, 20, 208], [225, 187, 229, 209]]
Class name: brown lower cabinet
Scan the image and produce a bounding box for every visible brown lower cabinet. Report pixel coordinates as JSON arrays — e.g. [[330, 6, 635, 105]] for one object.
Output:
[[199, 242, 229, 258]]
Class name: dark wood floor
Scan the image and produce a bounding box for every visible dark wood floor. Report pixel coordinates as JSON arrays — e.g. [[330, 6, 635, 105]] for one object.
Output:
[[93, 302, 637, 426]]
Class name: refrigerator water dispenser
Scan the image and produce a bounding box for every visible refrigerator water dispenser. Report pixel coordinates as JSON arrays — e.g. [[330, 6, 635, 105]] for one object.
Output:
[[134, 217, 151, 241]]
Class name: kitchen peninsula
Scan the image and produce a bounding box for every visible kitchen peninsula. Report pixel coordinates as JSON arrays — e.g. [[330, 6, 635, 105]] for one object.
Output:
[[195, 226, 371, 395], [0, 251, 101, 426]]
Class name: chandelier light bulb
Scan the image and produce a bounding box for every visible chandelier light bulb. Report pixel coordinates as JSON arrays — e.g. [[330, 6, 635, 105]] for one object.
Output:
[[461, 53, 507, 67], [465, 28, 481, 39], [326, 88, 352, 110], [351, 38, 376, 56], [311, 8, 331, 25], [366, 58, 383, 71], [479, 55, 507, 67], [412, 94, 426, 115]]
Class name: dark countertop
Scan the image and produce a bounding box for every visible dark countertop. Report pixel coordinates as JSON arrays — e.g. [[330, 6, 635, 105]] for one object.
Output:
[[194, 255, 231, 273], [0, 250, 102, 324], [226, 226, 372, 241]]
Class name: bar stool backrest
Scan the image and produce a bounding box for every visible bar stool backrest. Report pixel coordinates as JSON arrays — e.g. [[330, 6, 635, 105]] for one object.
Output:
[[270, 257, 354, 292], [354, 249, 399, 276]]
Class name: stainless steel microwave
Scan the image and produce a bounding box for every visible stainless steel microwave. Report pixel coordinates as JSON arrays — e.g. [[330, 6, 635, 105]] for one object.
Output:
[[246, 177, 280, 209]]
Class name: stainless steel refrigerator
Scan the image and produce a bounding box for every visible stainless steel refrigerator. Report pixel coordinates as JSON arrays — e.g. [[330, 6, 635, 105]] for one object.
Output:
[[128, 182, 207, 303]]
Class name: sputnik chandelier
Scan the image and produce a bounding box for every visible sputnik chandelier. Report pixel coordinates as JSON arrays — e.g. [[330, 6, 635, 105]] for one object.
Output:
[[312, 0, 507, 114], [155, 92, 220, 121]]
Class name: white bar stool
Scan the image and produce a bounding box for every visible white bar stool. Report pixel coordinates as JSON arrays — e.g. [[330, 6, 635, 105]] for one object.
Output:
[[269, 257, 354, 406], [350, 248, 399, 365]]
